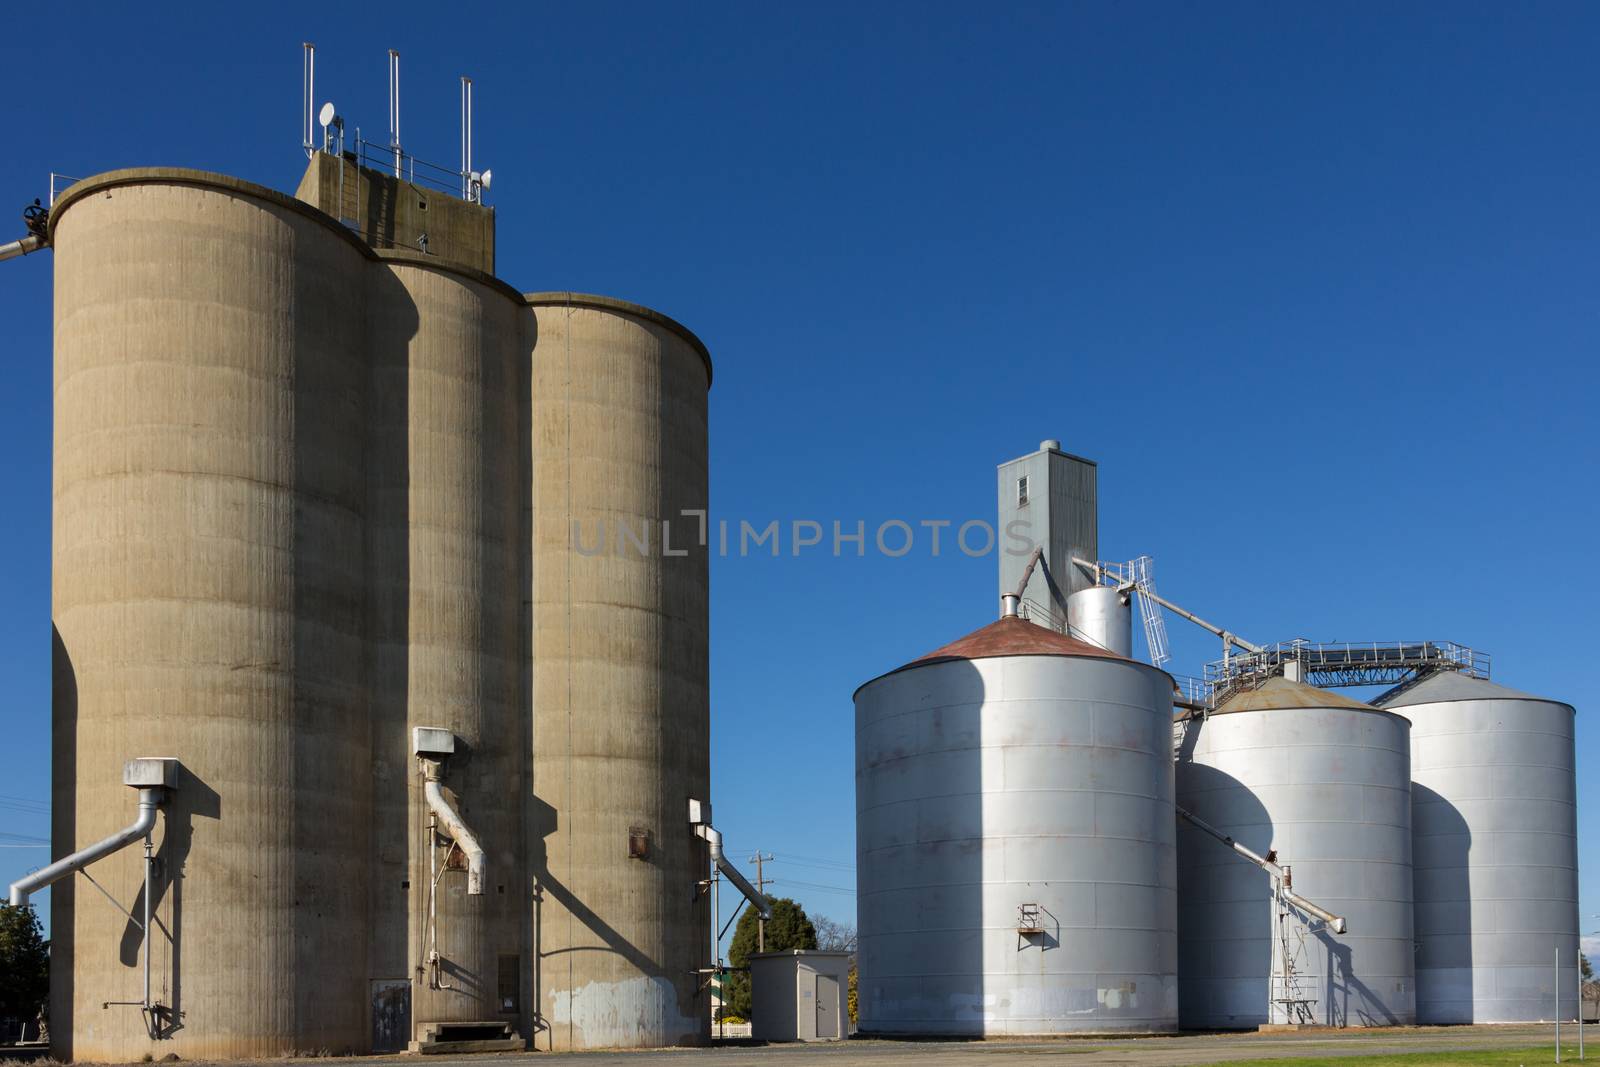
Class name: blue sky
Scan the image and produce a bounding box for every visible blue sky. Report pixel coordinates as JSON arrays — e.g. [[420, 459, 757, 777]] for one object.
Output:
[[1, 3, 1596, 957]]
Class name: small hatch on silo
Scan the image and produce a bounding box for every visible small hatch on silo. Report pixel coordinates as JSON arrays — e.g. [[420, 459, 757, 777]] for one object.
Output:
[[628, 827, 650, 860]]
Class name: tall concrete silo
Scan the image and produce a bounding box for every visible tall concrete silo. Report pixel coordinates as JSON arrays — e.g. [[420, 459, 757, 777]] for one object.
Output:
[[365, 255, 530, 1047], [49, 170, 373, 1060], [1176, 677, 1415, 1029], [34, 144, 718, 1059], [1375, 672, 1579, 1024], [855, 615, 1179, 1035], [526, 293, 714, 1050]]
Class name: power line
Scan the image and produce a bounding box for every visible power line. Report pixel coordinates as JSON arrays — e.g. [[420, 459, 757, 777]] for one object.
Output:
[[771, 853, 854, 873], [772, 878, 856, 895]]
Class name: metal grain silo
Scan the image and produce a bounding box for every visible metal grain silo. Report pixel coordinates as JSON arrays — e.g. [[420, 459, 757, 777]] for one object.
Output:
[[526, 293, 713, 1050], [1176, 677, 1415, 1029], [366, 255, 529, 1048], [1375, 673, 1579, 1024], [49, 170, 372, 1060], [855, 615, 1178, 1035]]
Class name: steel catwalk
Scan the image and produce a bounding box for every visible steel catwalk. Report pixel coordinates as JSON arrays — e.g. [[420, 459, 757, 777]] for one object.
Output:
[[1376, 672, 1580, 1024]]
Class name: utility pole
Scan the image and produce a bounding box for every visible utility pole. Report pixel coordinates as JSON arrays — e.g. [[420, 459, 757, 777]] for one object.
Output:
[[750, 852, 773, 953]]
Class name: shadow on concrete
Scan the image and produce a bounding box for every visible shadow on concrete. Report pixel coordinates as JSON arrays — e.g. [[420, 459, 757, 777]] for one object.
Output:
[[49, 626, 77, 1061]]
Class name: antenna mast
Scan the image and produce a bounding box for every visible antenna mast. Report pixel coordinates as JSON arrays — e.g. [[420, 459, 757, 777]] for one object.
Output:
[[302, 43, 316, 159], [388, 49, 402, 177], [461, 77, 473, 200]]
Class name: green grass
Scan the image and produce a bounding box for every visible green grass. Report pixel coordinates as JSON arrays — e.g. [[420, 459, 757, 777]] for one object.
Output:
[[1205, 1047, 1586, 1066]]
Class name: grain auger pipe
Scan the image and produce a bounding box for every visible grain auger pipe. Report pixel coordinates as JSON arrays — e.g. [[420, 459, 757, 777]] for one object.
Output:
[[0, 233, 44, 262], [1176, 804, 1346, 934], [1070, 556, 1263, 655], [1000, 545, 1047, 618]]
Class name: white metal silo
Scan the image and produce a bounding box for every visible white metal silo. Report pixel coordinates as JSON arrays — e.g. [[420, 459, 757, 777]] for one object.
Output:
[[1176, 677, 1415, 1029], [855, 615, 1178, 1036], [1375, 672, 1579, 1024], [1066, 586, 1132, 657]]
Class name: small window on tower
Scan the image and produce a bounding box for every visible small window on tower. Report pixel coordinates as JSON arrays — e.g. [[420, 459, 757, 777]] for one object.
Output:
[[628, 827, 651, 860], [1017, 476, 1029, 507]]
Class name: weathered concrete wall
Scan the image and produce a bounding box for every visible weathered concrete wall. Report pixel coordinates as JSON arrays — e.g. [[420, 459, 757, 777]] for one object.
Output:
[[367, 257, 529, 1043], [295, 152, 495, 274], [51, 172, 372, 1060], [47, 167, 713, 1059], [527, 294, 712, 1050]]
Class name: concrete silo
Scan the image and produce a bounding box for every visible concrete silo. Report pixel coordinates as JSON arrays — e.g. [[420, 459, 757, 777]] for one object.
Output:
[[365, 254, 530, 1048], [1375, 673, 1579, 1024], [526, 293, 714, 1049], [49, 170, 373, 1060], [1176, 677, 1415, 1029], [855, 615, 1179, 1035], [32, 147, 717, 1059]]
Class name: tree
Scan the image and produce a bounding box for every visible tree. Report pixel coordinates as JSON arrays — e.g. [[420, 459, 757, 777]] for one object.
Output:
[[722, 897, 815, 1020], [812, 915, 857, 953], [1583, 952, 1593, 981], [812, 915, 859, 1025], [0, 904, 48, 1023]]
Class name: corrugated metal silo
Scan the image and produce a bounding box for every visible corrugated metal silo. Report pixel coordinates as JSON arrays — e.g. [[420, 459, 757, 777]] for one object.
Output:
[[49, 170, 372, 1059], [1375, 673, 1579, 1024], [366, 255, 530, 1044], [1176, 677, 1415, 1029], [855, 616, 1178, 1035], [526, 293, 713, 1049]]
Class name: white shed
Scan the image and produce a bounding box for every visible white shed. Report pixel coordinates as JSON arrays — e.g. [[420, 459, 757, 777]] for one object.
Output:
[[750, 950, 852, 1042]]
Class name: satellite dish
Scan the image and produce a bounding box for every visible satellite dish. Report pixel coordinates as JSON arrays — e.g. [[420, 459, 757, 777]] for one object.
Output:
[[479, 169, 493, 191], [318, 101, 337, 128]]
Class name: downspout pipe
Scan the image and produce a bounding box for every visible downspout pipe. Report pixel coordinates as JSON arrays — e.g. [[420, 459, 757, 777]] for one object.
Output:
[[421, 762, 485, 895], [0, 234, 45, 262], [1001, 545, 1046, 618], [698, 823, 771, 920], [1176, 804, 1346, 933], [9, 788, 161, 907]]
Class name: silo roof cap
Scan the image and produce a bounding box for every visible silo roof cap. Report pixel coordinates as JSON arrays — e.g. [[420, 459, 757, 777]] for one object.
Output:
[[911, 615, 1129, 666], [856, 615, 1168, 698], [1212, 675, 1376, 714], [1375, 670, 1552, 709]]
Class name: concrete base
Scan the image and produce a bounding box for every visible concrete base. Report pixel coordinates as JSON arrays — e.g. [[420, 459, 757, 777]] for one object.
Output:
[[1257, 1023, 1340, 1032], [411, 1037, 524, 1055], [408, 1021, 522, 1055]]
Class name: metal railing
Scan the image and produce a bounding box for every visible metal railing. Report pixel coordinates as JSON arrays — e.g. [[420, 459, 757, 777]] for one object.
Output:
[[49, 173, 83, 208], [1205, 639, 1490, 695], [353, 138, 470, 197]]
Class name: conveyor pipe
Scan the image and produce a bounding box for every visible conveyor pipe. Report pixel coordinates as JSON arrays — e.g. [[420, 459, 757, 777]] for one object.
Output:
[[1072, 556, 1263, 654], [1176, 804, 1346, 933], [9, 788, 161, 907], [0, 234, 45, 262]]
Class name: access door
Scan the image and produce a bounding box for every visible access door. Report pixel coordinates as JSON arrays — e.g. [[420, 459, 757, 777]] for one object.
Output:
[[815, 972, 840, 1040]]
